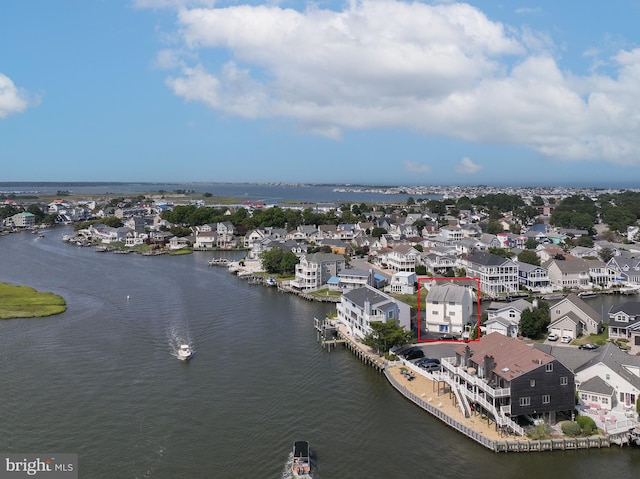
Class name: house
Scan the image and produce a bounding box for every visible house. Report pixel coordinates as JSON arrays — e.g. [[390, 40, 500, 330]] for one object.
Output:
[[545, 258, 617, 290], [607, 254, 640, 286], [290, 253, 346, 291], [574, 343, 640, 415], [444, 333, 575, 427], [384, 243, 418, 272], [484, 299, 534, 338], [421, 252, 457, 275], [424, 282, 473, 335], [388, 271, 416, 295], [608, 302, 640, 351], [516, 262, 550, 292], [194, 231, 218, 249], [336, 285, 411, 340], [8, 212, 35, 228], [335, 269, 375, 291], [461, 252, 518, 298], [548, 295, 602, 340]]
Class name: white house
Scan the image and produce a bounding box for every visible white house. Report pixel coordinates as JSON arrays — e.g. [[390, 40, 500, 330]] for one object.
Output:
[[290, 252, 346, 291], [548, 295, 602, 340], [424, 282, 473, 335], [461, 252, 518, 298], [337, 285, 411, 340], [388, 271, 416, 295], [484, 299, 534, 338]]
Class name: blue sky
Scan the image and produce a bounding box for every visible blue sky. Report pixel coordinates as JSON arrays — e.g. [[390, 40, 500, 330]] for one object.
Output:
[[2, 0, 640, 187]]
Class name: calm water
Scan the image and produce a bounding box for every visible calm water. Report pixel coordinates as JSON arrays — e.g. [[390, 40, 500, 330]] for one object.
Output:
[[1, 229, 639, 478]]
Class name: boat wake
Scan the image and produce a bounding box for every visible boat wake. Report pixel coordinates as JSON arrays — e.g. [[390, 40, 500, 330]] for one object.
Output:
[[167, 325, 194, 360], [281, 452, 315, 479]]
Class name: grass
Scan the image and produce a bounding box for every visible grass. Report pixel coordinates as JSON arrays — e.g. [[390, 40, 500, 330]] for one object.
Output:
[[309, 288, 342, 299], [169, 248, 193, 255], [574, 331, 609, 346], [0, 282, 67, 319]]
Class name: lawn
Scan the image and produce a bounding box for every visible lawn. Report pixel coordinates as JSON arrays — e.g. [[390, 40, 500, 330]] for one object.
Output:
[[0, 282, 67, 319]]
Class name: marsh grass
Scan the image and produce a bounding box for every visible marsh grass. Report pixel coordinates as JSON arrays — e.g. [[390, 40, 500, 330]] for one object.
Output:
[[0, 283, 66, 319]]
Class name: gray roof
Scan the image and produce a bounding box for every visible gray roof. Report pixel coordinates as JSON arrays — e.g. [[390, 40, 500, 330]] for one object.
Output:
[[579, 376, 614, 396], [426, 283, 469, 303], [467, 252, 514, 267], [561, 295, 602, 324], [609, 301, 640, 316], [533, 344, 598, 372], [339, 268, 371, 278], [575, 343, 640, 390], [343, 286, 394, 310]]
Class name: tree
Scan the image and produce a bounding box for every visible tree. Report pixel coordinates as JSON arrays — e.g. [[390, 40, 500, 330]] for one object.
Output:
[[280, 251, 300, 274], [455, 268, 467, 277], [260, 248, 284, 274], [519, 301, 550, 339], [598, 247, 614, 263], [486, 220, 503, 235], [525, 237, 539, 249], [488, 247, 514, 259], [371, 227, 387, 238], [518, 250, 540, 266], [362, 320, 413, 354]]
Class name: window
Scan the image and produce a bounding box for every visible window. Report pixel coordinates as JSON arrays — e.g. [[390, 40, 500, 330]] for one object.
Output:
[[542, 395, 551, 404], [530, 380, 536, 388], [519, 397, 531, 407], [560, 376, 568, 385], [545, 363, 553, 372]]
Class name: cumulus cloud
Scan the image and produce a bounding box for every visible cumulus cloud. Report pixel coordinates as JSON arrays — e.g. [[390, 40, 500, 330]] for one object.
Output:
[[156, 0, 640, 167], [0, 73, 30, 119], [404, 161, 431, 174], [455, 157, 482, 174]]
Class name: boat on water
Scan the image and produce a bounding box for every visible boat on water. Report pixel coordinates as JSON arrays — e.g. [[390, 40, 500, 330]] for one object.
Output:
[[177, 344, 194, 361], [577, 291, 598, 299], [542, 293, 566, 300], [292, 441, 312, 478]]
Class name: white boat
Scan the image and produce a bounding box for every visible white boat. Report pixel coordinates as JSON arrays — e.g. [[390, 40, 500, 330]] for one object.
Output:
[[578, 291, 598, 299], [292, 441, 312, 478], [177, 344, 194, 361]]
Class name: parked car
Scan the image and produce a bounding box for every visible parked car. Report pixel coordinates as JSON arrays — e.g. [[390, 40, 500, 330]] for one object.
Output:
[[402, 348, 425, 360], [440, 334, 458, 341], [421, 362, 442, 372], [547, 333, 559, 341], [561, 336, 572, 344], [415, 357, 440, 367], [578, 343, 600, 350]]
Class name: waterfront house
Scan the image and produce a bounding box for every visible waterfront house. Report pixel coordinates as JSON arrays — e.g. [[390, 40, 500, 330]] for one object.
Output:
[[424, 282, 473, 335], [516, 262, 550, 292], [574, 343, 640, 416], [290, 252, 346, 292], [607, 254, 640, 286], [383, 243, 418, 272], [8, 212, 35, 228], [548, 295, 602, 340], [335, 269, 375, 291], [336, 285, 411, 340], [445, 333, 576, 426], [461, 252, 518, 298]]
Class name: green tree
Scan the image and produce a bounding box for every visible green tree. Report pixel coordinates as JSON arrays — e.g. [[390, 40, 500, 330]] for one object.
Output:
[[488, 247, 514, 259], [525, 237, 539, 249], [519, 301, 550, 339], [260, 248, 284, 274], [598, 247, 614, 263], [371, 227, 387, 238], [486, 219, 503, 235], [280, 251, 300, 275], [518, 250, 540, 266], [362, 320, 413, 354]]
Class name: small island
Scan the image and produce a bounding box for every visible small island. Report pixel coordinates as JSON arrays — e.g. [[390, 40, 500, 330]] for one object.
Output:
[[0, 282, 67, 319]]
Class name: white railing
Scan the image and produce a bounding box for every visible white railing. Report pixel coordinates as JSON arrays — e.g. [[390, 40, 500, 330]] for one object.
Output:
[[441, 358, 511, 398]]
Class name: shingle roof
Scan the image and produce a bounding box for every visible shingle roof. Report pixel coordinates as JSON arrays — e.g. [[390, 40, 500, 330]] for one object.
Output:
[[579, 376, 614, 396], [454, 332, 554, 381]]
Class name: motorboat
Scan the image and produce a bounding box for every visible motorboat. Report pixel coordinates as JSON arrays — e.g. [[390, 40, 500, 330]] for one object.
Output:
[[292, 441, 312, 477], [177, 344, 194, 361]]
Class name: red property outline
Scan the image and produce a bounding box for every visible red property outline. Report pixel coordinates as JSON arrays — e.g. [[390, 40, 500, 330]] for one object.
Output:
[[417, 277, 481, 343]]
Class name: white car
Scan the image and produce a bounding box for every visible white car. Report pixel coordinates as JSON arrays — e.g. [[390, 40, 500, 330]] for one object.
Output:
[[561, 336, 572, 344], [547, 333, 559, 341]]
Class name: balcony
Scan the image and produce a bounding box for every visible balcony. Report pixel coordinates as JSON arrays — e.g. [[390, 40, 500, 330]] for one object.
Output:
[[441, 357, 511, 399]]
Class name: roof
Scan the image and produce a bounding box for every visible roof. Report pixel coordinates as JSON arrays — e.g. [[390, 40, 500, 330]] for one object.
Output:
[[343, 286, 396, 310], [609, 301, 640, 316], [426, 283, 469, 303], [579, 376, 614, 396], [454, 332, 555, 381], [467, 252, 514, 267], [575, 343, 640, 391]]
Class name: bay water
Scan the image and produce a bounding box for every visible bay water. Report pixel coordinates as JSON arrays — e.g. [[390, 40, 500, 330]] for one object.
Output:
[[1, 229, 639, 478]]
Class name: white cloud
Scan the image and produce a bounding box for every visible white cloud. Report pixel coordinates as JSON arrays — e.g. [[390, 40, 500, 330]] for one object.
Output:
[[157, 0, 640, 167], [455, 157, 482, 174], [0, 73, 30, 119], [515, 7, 541, 15], [404, 161, 431, 174]]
